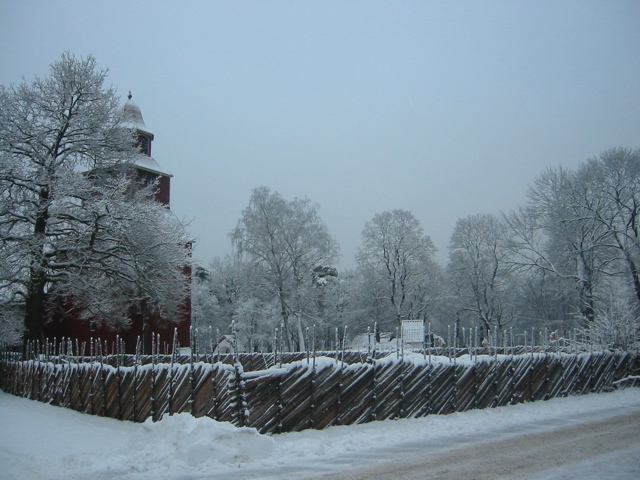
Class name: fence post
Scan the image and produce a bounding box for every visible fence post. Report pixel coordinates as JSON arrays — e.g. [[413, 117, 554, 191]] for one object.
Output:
[[98, 341, 106, 417], [335, 351, 344, 425], [234, 355, 247, 428], [115, 336, 123, 420], [312, 324, 317, 370], [509, 338, 516, 404], [276, 369, 283, 433], [305, 327, 310, 365], [529, 345, 535, 401], [216, 328, 220, 364], [309, 351, 316, 430], [190, 327, 196, 416], [588, 351, 602, 393], [373, 322, 378, 362], [209, 346, 219, 421], [273, 328, 279, 369], [543, 352, 550, 400], [451, 347, 458, 413], [427, 323, 433, 415], [472, 361, 479, 410], [168, 330, 177, 416], [132, 336, 141, 421], [397, 353, 405, 419], [491, 353, 498, 408], [370, 356, 378, 422]]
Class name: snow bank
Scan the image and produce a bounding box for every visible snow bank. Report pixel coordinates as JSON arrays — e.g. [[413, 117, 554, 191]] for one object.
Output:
[[0, 393, 274, 480], [1, 387, 640, 479], [122, 414, 275, 472]]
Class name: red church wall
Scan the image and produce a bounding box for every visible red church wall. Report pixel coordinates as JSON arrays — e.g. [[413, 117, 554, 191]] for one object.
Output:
[[43, 301, 191, 355], [156, 175, 171, 205]]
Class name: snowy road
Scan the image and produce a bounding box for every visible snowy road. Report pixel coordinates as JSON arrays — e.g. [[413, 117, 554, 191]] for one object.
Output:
[[1, 388, 640, 479], [317, 409, 640, 480]]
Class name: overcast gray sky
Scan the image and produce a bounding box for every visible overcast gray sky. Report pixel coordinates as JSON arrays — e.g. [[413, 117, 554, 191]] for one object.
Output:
[[1, 1, 639, 268]]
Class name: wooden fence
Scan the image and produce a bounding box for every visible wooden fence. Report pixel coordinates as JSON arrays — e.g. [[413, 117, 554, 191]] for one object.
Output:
[[1, 347, 639, 434]]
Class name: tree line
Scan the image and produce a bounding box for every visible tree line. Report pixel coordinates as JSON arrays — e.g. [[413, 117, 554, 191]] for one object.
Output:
[[194, 148, 640, 352], [1, 53, 638, 352]]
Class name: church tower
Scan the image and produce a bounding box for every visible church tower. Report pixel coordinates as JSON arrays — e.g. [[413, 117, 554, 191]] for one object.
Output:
[[42, 93, 191, 354], [121, 92, 191, 353], [123, 92, 172, 206]]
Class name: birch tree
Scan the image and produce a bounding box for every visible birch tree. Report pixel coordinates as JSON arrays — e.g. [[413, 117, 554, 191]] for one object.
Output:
[[231, 186, 339, 350], [356, 209, 438, 329], [448, 213, 517, 338]]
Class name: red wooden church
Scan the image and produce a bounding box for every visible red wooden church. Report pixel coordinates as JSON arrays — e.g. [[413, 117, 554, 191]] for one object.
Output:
[[43, 94, 191, 354]]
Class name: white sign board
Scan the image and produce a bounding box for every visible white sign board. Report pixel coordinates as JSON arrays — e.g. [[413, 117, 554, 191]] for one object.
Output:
[[402, 320, 424, 343]]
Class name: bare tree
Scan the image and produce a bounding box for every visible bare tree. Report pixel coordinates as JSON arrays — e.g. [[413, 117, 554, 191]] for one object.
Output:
[[514, 269, 580, 332], [582, 292, 639, 350], [579, 148, 640, 309], [504, 149, 640, 330], [356, 209, 438, 329], [0, 52, 190, 342], [231, 186, 339, 350], [448, 213, 517, 338], [505, 166, 612, 323]]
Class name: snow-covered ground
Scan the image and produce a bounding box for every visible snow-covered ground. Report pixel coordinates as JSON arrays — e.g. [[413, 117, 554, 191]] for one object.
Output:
[[1, 388, 639, 480]]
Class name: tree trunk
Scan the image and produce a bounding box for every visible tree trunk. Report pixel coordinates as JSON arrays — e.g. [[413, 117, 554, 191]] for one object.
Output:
[[277, 286, 292, 351], [24, 268, 47, 344], [296, 316, 306, 352], [24, 193, 50, 345], [624, 253, 640, 309], [281, 317, 292, 351], [580, 280, 595, 323], [142, 302, 152, 355]]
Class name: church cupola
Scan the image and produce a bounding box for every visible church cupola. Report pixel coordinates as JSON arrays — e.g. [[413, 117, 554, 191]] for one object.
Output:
[[122, 92, 173, 206], [123, 91, 154, 156]]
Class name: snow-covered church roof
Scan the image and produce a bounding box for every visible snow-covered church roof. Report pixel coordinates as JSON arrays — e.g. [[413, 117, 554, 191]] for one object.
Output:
[[122, 92, 172, 178], [133, 154, 172, 177]]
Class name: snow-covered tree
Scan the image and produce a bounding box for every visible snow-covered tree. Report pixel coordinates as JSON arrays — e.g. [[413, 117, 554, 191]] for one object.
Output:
[[513, 269, 580, 332], [582, 292, 639, 350], [232, 296, 278, 353], [192, 257, 276, 343], [503, 148, 640, 338], [191, 266, 220, 332], [356, 209, 439, 330], [579, 148, 640, 309], [505, 166, 612, 323], [230, 186, 339, 351], [0, 52, 190, 343], [57, 175, 191, 331], [447, 213, 518, 338]]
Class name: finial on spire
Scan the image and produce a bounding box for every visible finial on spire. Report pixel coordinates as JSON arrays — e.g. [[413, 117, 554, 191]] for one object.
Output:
[[128, 91, 132, 100]]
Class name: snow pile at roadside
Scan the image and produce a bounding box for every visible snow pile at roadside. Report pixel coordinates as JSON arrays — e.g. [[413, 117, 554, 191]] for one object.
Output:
[[123, 413, 275, 471], [1, 387, 640, 479], [0, 395, 275, 480]]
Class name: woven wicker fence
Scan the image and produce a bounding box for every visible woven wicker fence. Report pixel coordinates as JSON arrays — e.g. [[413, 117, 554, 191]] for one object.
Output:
[[1, 348, 638, 433]]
